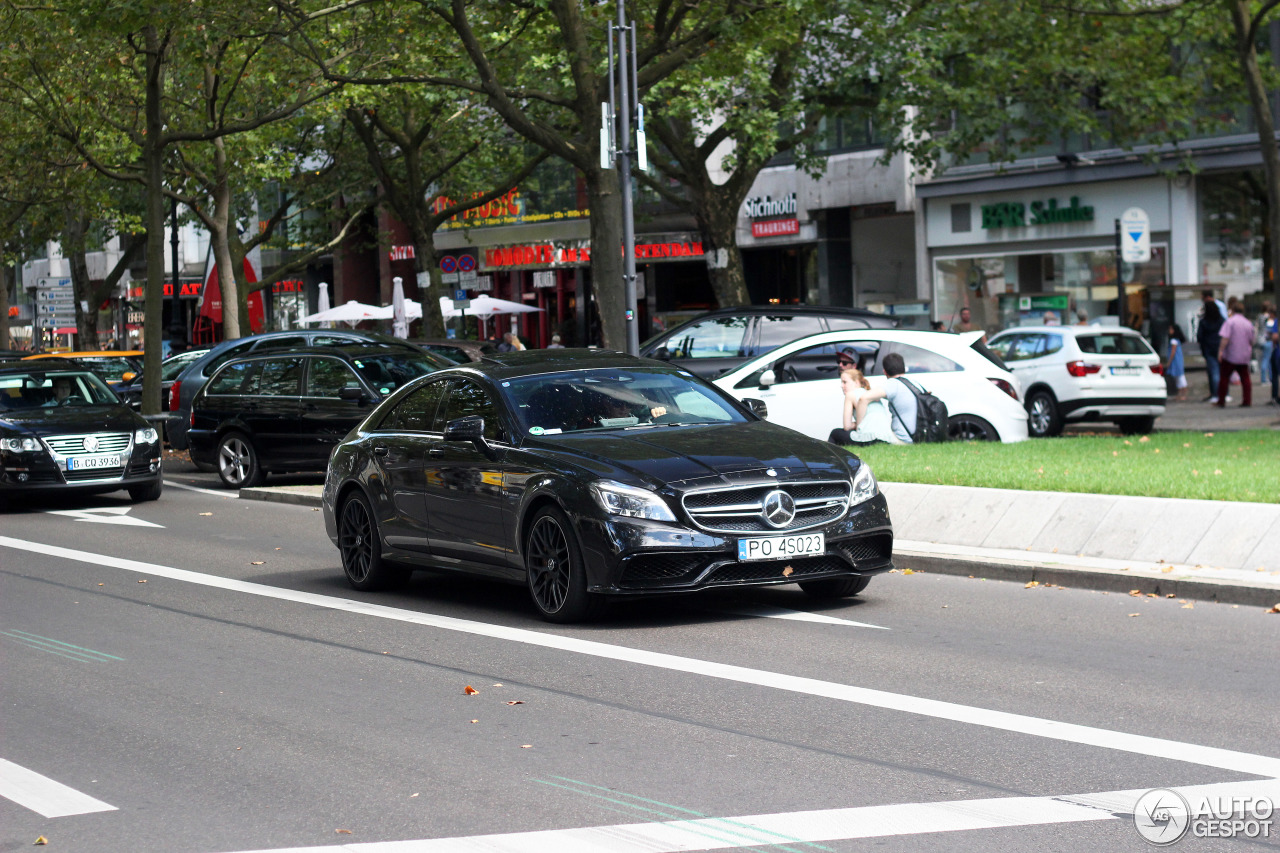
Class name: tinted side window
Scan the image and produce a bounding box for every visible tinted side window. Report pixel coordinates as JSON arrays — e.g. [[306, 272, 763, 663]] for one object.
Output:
[[306, 357, 362, 397], [1077, 334, 1154, 355], [204, 340, 256, 377], [311, 334, 359, 347], [438, 380, 502, 440], [247, 358, 303, 396], [425, 345, 466, 363], [206, 361, 259, 395], [253, 336, 307, 351], [380, 381, 447, 431], [773, 342, 843, 383], [751, 316, 825, 355], [665, 317, 749, 358], [1008, 335, 1046, 361], [879, 342, 962, 373], [1044, 334, 1064, 356], [986, 334, 1019, 360], [825, 317, 872, 331]]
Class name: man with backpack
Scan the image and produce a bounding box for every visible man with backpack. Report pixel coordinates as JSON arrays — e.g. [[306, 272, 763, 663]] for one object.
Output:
[[858, 352, 949, 443]]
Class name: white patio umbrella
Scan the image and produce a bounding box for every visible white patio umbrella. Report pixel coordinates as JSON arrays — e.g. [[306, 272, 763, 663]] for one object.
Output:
[[298, 300, 381, 328], [316, 281, 332, 329], [391, 276, 408, 339], [437, 294, 542, 338], [371, 301, 422, 320]]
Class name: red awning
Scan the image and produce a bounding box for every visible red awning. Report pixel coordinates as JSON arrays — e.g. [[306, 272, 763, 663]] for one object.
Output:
[[54, 327, 77, 335]]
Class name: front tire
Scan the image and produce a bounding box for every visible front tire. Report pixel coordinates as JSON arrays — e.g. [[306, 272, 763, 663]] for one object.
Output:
[[127, 479, 163, 502], [799, 576, 870, 598], [1117, 416, 1156, 435], [524, 506, 602, 623], [338, 492, 409, 591], [1026, 390, 1062, 438], [948, 414, 998, 441], [216, 431, 264, 488]]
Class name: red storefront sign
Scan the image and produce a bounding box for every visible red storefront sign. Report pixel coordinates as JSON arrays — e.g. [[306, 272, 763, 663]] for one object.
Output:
[[482, 240, 703, 269], [751, 218, 800, 238], [129, 281, 203, 298]]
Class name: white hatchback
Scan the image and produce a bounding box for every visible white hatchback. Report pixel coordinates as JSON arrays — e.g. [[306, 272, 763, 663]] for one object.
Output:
[[986, 325, 1166, 437], [711, 330, 1030, 443]]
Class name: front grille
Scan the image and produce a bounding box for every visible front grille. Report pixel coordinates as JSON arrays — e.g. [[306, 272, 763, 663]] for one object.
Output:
[[837, 534, 893, 567], [620, 553, 710, 586], [682, 481, 849, 533], [43, 432, 131, 457], [706, 556, 850, 584]]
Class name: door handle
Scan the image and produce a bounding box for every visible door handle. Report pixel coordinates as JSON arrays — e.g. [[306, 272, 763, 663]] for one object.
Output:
[[373, 445, 389, 456], [427, 446, 445, 457]]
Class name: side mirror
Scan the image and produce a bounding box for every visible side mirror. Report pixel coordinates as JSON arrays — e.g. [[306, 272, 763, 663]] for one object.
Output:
[[339, 385, 368, 403], [742, 397, 768, 419], [444, 415, 498, 458], [121, 371, 137, 383], [654, 346, 672, 360], [758, 369, 776, 388]]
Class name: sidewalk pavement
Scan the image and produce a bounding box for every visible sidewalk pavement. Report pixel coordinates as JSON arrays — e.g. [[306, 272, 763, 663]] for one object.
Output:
[[1142, 376, 1279, 433], [237, 480, 1280, 608]]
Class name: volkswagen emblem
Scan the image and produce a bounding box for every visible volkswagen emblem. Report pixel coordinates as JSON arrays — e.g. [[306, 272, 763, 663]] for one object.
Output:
[[762, 489, 796, 528], [82, 435, 99, 453]]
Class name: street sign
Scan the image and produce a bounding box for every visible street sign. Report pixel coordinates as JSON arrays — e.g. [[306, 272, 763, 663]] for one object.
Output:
[[35, 289, 74, 302], [453, 290, 467, 301], [473, 275, 493, 293], [36, 277, 71, 289], [1120, 207, 1150, 263], [36, 304, 76, 316], [452, 299, 471, 311]]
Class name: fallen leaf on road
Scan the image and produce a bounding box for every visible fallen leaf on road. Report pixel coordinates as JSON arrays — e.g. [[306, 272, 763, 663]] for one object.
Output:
[[1145, 593, 1158, 598], [520, 744, 532, 748], [1161, 567, 1173, 573], [464, 686, 478, 695], [1024, 581, 1040, 589], [250, 561, 264, 565], [1128, 590, 1141, 596], [492, 683, 503, 687], [410, 793, 419, 798], [199, 512, 212, 516], [98, 583, 104, 586], [1128, 613, 1141, 617], [274, 548, 281, 551], [941, 605, 949, 608], [336, 829, 352, 834], [506, 700, 524, 706], [1166, 594, 1176, 598], [902, 568, 916, 575], [137, 579, 147, 583], [1181, 603, 1194, 609], [782, 566, 794, 577], [470, 720, 478, 723], [1267, 603, 1280, 614], [34, 837, 48, 846]]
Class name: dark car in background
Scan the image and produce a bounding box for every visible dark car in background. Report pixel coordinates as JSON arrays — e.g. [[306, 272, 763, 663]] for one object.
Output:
[[22, 350, 144, 385], [412, 338, 498, 363], [115, 348, 211, 413], [640, 305, 897, 378], [188, 345, 450, 488], [167, 329, 432, 453], [0, 362, 163, 506], [322, 349, 893, 622]]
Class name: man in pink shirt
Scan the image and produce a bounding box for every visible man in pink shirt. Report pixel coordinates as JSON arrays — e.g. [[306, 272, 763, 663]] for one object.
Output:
[[1217, 299, 1256, 407]]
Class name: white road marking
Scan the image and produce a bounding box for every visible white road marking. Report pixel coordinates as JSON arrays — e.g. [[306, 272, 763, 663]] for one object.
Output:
[[708, 602, 888, 629], [2, 535, 1278, 778], [44, 507, 163, 528], [216, 778, 1280, 853], [0, 758, 117, 818], [163, 480, 233, 498]]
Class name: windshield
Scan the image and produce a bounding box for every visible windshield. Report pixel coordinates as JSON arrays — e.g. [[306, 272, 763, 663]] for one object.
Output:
[[74, 356, 140, 383], [160, 350, 208, 381], [0, 371, 119, 410], [350, 352, 448, 394], [506, 368, 749, 435]]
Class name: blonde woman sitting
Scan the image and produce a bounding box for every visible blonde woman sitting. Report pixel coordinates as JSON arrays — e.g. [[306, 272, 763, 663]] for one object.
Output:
[[827, 366, 900, 446]]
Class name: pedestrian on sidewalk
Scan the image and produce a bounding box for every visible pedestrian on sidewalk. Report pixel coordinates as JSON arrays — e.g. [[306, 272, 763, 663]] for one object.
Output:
[[1217, 299, 1255, 407], [1261, 302, 1276, 387], [1197, 292, 1225, 402], [1165, 323, 1188, 401]]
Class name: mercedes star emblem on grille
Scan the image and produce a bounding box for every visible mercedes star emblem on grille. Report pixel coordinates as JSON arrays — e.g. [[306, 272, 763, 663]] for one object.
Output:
[[762, 489, 796, 528], [82, 435, 99, 453]]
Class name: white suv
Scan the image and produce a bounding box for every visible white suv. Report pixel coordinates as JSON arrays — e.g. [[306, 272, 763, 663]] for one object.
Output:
[[986, 326, 1166, 437]]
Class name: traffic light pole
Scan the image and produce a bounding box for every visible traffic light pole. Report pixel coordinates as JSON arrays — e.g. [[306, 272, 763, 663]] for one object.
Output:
[[605, 2, 647, 356]]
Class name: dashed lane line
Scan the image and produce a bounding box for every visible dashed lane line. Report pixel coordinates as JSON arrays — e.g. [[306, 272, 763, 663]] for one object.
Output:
[[2, 535, 1278, 779], [0, 759, 117, 818]]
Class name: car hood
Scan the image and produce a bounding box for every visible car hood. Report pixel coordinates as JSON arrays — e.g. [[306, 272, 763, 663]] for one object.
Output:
[[0, 405, 144, 436], [526, 420, 856, 490]]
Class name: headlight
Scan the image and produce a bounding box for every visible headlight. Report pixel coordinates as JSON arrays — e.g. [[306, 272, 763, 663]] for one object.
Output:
[[3, 437, 39, 452], [135, 427, 159, 445], [591, 480, 677, 522], [850, 462, 877, 506]]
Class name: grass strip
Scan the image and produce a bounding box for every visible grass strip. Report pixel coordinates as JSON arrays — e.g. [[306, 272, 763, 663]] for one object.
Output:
[[847, 429, 1280, 503]]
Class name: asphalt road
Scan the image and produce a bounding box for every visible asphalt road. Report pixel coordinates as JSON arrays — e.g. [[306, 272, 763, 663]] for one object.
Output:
[[1, 476, 1277, 853]]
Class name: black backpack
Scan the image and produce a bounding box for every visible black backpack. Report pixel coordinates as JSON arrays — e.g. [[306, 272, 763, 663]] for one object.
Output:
[[890, 377, 949, 443]]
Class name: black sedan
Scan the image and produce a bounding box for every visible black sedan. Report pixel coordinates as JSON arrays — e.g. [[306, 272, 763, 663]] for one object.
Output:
[[0, 363, 163, 506], [322, 350, 893, 622]]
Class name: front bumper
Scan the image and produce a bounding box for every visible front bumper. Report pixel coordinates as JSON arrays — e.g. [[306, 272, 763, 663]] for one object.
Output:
[[1, 442, 163, 493], [582, 491, 894, 595]]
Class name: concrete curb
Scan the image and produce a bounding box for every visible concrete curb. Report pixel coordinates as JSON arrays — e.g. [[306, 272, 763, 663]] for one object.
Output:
[[238, 486, 323, 508], [895, 550, 1280, 608]]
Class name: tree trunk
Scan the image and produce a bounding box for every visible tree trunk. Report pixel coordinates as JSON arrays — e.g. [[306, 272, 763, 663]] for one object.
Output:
[[585, 167, 624, 349], [0, 263, 11, 350], [211, 135, 243, 340], [412, 226, 447, 340], [1229, 0, 1280, 307], [699, 195, 750, 307], [141, 25, 167, 415], [64, 209, 101, 350]]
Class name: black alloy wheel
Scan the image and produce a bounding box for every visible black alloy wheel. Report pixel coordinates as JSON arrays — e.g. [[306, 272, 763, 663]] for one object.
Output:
[[947, 414, 999, 442], [216, 431, 264, 488], [525, 506, 600, 623], [799, 575, 871, 598], [1026, 390, 1062, 438], [127, 479, 163, 502], [338, 492, 408, 591]]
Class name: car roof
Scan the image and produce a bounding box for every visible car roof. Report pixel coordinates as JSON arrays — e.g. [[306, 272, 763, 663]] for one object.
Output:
[[0, 360, 102, 375], [990, 325, 1143, 336], [445, 348, 673, 381], [216, 343, 450, 362], [21, 350, 143, 358], [681, 304, 887, 319]]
